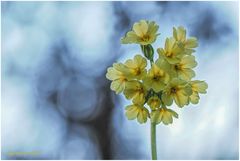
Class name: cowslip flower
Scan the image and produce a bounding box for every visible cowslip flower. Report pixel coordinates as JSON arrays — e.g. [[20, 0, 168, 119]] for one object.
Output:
[[124, 54, 147, 80], [125, 104, 149, 124], [173, 26, 198, 54], [121, 20, 159, 45], [143, 63, 170, 92], [162, 78, 192, 107], [189, 80, 208, 104], [150, 107, 178, 125], [124, 80, 147, 104], [106, 63, 128, 94], [157, 37, 184, 64], [172, 55, 197, 81]]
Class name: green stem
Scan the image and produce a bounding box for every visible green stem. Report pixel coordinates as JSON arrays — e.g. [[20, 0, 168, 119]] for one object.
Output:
[[151, 122, 157, 160]]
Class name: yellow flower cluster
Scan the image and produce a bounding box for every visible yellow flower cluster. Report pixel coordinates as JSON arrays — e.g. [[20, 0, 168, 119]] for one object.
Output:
[[106, 20, 208, 125]]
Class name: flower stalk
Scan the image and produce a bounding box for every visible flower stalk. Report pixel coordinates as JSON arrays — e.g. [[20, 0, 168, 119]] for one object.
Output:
[[151, 122, 157, 160]]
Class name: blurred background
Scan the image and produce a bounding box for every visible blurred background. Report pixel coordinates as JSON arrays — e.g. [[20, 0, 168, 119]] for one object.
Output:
[[1, 1, 239, 160]]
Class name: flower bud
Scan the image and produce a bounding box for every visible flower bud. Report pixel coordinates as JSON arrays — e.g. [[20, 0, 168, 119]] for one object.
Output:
[[141, 44, 154, 62]]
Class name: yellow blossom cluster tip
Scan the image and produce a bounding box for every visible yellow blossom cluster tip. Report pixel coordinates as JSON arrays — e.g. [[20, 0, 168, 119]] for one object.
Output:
[[106, 20, 208, 125]]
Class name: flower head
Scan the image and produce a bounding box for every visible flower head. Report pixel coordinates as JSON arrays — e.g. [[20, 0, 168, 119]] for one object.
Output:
[[157, 37, 184, 64], [143, 63, 170, 92], [125, 104, 149, 124], [151, 107, 178, 125], [124, 80, 147, 105], [121, 20, 159, 45], [162, 78, 192, 107], [106, 63, 128, 94], [189, 80, 208, 104], [106, 20, 208, 126], [173, 26, 198, 54], [124, 55, 147, 80], [172, 55, 197, 81]]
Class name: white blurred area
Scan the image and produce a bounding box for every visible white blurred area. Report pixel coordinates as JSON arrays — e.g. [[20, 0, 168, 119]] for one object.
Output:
[[1, 1, 239, 160]]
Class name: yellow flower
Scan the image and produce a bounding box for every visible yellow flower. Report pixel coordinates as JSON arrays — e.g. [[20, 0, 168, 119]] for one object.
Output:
[[172, 55, 197, 81], [121, 20, 160, 45], [125, 104, 149, 124], [124, 55, 147, 80], [162, 78, 192, 107], [155, 57, 174, 79], [157, 37, 184, 64], [189, 80, 208, 104], [143, 62, 170, 92], [151, 107, 178, 125], [147, 95, 161, 110], [173, 26, 198, 54], [123, 80, 147, 104], [106, 63, 128, 94]]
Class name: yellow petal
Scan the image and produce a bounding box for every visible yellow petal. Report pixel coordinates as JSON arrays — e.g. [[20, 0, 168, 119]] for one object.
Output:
[[179, 68, 196, 81], [137, 108, 148, 124], [165, 38, 175, 52], [168, 109, 178, 118], [152, 81, 165, 92], [125, 105, 139, 120], [174, 90, 189, 107], [183, 84, 193, 96], [161, 92, 173, 106], [165, 56, 182, 64], [106, 67, 122, 80], [180, 55, 197, 68], [133, 20, 148, 37], [157, 48, 165, 58], [147, 21, 159, 36], [134, 55, 147, 69], [132, 92, 145, 105], [191, 80, 208, 93], [113, 63, 126, 71], [155, 58, 172, 73], [121, 31, 139, 44], [189, 91, 200, 104], [124, 80, 146, 105], [173, 26, 186, 42], [110, 79, 125, 94], [150, 110, 163, 124], [162, 111, 171, 125], [185, 37, 198, 48], [125, 59, 137, 69]]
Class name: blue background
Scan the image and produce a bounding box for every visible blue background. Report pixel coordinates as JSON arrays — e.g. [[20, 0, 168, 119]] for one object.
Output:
[[1, 1, 239, 159]]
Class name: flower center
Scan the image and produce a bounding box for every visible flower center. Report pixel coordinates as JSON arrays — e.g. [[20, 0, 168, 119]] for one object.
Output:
[[153, 70, 165, 81], [134, 67, 141, 75], [137, 86, 144, 94], [174, 64, 180, 70], [141, 34, 150, 42], [120, 77, 127, 82], [166, 52, 173, 57], [153, 75, 160, 81], [171, 87, 177, 94]]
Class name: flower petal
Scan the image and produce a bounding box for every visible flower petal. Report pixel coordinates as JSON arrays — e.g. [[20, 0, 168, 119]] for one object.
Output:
[[125, 105, 139, 120], [185, 37, 198, 48], [181, 55, 197, 68], [190, 91, 200, 104], [133, 20, 148, 37], [191, 80, 208, 93]]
